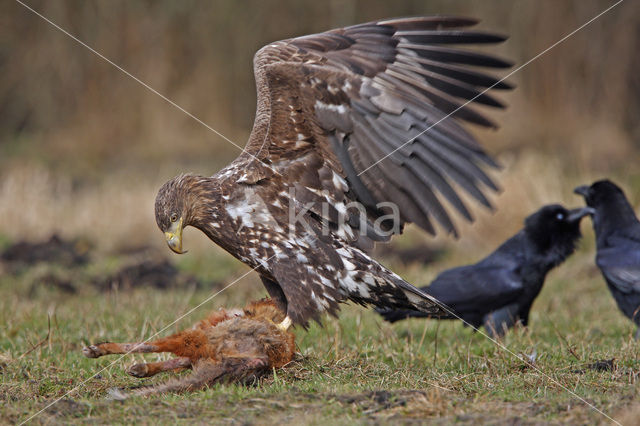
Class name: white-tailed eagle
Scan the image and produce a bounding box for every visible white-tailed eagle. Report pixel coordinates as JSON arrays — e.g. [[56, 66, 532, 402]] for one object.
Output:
[[154, 16, 513, 328]]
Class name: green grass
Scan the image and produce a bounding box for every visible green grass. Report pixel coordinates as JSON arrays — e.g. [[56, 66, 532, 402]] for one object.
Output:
[[1, 248, 639, 425]]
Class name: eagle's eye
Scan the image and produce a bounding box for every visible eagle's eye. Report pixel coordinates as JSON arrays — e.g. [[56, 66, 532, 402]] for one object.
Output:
[[170, 213, 178, 223]]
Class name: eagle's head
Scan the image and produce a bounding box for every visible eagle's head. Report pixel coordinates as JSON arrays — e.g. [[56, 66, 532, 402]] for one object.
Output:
[[155, 174, 200, 254]]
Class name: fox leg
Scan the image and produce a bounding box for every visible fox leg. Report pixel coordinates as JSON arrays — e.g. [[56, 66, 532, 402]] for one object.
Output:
[[83, 331, 207, 359], [83, 333, 193, 359], [127, 357, 192, 378], [82, 342, 160, 358]]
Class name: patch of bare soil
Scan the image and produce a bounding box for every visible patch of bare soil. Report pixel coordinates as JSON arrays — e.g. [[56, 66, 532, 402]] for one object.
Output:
[[571, 358, 616, 374], [43, 398, 89, 417], [335, 390, 404, 413], [28, 273, 77, 296], [328, 390, 579, 424], [332, 389, 451, 418], [1, 234, 90, 268], [2, 235, 208, 293], [92, 259, 202, 291]]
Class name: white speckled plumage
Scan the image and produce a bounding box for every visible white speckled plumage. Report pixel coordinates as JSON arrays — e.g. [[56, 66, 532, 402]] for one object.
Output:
[[154, 16, 512, 327]]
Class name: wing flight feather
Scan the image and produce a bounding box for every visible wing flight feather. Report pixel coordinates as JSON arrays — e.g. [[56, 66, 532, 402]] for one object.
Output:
[[238, 16, 512, 240]]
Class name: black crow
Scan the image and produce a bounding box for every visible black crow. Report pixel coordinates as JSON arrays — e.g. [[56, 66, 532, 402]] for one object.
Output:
[[377, 204, 593, 337], [574, 180, 640, 338]]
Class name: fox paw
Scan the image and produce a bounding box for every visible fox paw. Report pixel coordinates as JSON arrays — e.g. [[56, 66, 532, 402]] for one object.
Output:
[[127, 363, 150, 378], [82, 344, 106, 358], [245, 358, 268, 369]]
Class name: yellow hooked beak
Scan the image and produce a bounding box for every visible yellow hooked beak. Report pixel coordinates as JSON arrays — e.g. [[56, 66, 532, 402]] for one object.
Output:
[[165, 217, 187, 254]]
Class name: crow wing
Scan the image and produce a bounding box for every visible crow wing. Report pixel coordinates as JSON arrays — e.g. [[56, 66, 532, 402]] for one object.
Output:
[[426, 263, 523, 315], [597, 234, 640, 294], [377, 262, 523, 325]]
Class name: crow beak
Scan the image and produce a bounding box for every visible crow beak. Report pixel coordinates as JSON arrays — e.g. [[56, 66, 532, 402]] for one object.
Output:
[[573, 185, 590, 197], [164, 217, 187, 254], [567, 207, 595, 223]]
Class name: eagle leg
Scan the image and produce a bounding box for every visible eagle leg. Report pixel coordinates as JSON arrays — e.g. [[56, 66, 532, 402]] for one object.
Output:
[[260, 276, 288, 314]]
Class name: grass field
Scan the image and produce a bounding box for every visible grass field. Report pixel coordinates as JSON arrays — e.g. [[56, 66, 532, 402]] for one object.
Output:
[[1, 231, 639, 425], [3, 2, 640, 424]]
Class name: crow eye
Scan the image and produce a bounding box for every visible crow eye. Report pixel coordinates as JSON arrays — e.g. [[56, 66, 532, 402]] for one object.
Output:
[[556, 212, 565, 221], [170, 213, 178, 223]]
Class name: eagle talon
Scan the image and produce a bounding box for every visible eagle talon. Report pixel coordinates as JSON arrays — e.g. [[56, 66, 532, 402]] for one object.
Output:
[[277, 316, 292, 331]]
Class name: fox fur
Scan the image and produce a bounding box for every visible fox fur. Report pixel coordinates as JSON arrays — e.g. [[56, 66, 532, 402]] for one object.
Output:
[[82, 299, 295, 397]]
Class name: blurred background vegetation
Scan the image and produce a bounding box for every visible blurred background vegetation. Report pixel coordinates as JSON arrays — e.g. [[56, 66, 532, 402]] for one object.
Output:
[[1, 0, 639, 258]]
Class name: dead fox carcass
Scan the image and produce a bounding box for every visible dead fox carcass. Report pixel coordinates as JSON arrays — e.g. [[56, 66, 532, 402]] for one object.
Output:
[[83, 299, 295, 397]]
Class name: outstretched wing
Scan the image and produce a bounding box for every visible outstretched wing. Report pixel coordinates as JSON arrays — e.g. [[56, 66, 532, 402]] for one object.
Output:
[[237, 16, 512, 242]]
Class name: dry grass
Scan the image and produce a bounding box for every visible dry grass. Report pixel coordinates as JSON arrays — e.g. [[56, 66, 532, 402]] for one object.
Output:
[[0, 163, 159, 252], [2, 150, 638, 257], [0, 162, 231, 256]]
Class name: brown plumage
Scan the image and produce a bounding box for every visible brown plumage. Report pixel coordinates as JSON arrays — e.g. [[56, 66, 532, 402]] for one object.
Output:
[[82, 299, 295, 397], [154, 16, 513, 327]]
